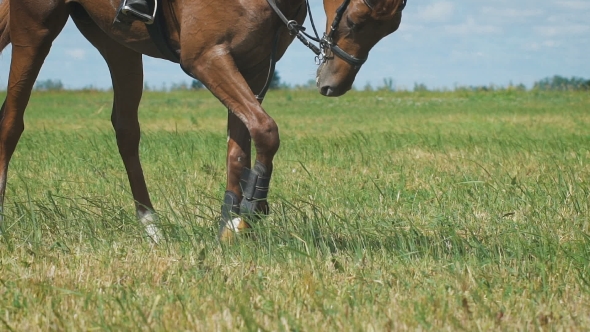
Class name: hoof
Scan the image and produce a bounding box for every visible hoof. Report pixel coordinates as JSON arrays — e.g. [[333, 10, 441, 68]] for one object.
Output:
[[145, 223, 162, 244], [138, 210, 162, 244], [219, 217, 251, 243], [219, 188, 268, 243]]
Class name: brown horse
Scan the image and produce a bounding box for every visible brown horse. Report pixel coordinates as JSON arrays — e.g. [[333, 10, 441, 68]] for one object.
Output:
[[0, 0, 404, 242]]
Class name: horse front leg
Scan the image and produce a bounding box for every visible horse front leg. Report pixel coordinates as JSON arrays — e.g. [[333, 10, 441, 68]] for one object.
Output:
[[183, 47, 279, 241], [221, 107, 273, 240], [220, 111, 251, 238]]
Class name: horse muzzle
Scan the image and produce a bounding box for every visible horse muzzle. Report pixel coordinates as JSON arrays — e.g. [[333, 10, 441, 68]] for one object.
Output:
[[316, 60, 356, 97]]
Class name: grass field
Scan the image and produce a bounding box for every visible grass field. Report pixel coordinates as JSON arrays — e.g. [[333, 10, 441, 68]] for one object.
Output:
[[0, 89, 589, 330]]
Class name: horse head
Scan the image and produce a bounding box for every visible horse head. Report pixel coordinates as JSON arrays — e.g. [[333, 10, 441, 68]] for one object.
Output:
[[317, 0, 404, 96]]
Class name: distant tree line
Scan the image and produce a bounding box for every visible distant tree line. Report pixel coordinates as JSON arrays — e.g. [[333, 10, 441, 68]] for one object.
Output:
[[532, 75, 590, 91], [35, 79, 64, 91], [28, 74, 590, 92]]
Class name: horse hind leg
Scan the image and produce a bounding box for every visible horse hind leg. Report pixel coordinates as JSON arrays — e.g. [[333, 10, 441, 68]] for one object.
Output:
[[0, 1, 69, 228], [70, 7, 161, 242], [220, 110, 253, 240], [107, 52, 161, 243]]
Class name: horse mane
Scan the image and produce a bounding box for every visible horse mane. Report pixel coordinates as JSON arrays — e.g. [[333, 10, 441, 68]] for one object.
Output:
[[0, 0, 10, 53]]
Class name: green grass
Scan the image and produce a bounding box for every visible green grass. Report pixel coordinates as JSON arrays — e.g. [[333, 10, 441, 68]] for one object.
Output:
[[1, 89, 589, 330]]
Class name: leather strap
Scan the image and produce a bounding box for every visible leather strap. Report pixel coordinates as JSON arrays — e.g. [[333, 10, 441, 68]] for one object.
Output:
[[146, 0, 180, 63], [146, 0, 203, 79]]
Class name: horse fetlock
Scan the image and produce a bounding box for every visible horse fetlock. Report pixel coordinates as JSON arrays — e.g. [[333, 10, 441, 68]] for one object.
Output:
[[219, 162, 270, 241], [239, 160, 271, 219], [219, 190, 250, 241]]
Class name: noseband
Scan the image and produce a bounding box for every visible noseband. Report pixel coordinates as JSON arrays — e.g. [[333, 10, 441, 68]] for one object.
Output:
[[322, 0, 366, 69], [267, 0, 407, 70]]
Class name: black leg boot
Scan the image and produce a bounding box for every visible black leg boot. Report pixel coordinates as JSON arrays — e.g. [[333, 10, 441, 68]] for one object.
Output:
[[219, 191, 250, 242]]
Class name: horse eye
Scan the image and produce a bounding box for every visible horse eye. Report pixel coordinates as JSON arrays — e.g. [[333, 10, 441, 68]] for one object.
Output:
[[346, 17, 357, 30]]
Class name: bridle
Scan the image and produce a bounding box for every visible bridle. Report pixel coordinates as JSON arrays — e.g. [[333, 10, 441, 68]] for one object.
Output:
[[255, 0, 405, 101], [266, 0, 407, 70]]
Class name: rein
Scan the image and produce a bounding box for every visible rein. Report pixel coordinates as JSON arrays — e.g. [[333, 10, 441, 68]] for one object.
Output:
[[267, 0, 407, 70]]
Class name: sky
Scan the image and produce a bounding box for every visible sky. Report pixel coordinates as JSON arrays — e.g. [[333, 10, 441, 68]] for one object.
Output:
[[0, 0, 588, 90]]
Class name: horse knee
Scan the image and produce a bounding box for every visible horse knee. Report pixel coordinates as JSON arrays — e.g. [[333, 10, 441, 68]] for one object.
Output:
[[251, 118, 280, 156]]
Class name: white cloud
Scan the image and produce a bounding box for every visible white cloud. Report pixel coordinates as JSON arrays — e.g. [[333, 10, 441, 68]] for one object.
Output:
[[556, 1, 590, 10], [535, 24, 590, 37], [480, 7, 543, 19], [417, 1, 454, 22], [444, 18, 501, 35], [450, 50, 486, 61], [523, 40, 560, 51], [65, 48, 86, 60]]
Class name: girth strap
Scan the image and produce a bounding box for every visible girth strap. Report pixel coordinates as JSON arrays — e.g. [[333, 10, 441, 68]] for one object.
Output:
[[115, 0, 181, 63], [145, 0, 181, 64]]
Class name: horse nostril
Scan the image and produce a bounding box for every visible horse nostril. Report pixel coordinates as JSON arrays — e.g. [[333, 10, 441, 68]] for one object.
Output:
[[320, 85, 333, 96]]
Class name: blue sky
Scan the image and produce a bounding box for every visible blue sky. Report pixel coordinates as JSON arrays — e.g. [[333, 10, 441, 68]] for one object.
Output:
[[1, 0, 588, 90]]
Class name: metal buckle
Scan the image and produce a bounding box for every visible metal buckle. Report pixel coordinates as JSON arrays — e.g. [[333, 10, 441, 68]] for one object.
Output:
[[120, 0, 158, 25]]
